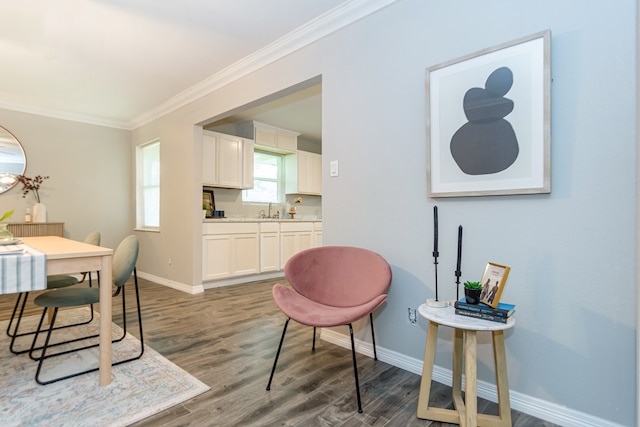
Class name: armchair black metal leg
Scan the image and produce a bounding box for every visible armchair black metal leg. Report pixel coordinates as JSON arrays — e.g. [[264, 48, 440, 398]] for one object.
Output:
[[370, 313, 378, 361], [312, 326, 316, 351], [266, 317, 290, 391], [348, 323, 363, 413]]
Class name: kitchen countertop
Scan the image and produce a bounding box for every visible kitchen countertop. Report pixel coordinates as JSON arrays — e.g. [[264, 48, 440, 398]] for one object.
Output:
[[203, 217, 321, 223]]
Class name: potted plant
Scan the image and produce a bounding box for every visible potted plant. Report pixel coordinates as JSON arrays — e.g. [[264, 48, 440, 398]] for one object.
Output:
[[0, 209, 14, 241], [463, 281, 483, 304]]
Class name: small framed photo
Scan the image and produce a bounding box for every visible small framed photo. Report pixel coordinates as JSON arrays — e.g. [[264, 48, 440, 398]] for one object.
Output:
[[479, 262, 511, 308], [202, 189, 215, 218]]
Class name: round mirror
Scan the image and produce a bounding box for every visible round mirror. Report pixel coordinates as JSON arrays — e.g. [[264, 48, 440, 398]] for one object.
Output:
[[0, 126, 26, 193]]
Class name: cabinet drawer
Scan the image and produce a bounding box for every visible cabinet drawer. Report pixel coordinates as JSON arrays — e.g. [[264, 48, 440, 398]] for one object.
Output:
[[203, 222, 259, 235], [280, 222, 313, 232], [260, 222, 280, 233]]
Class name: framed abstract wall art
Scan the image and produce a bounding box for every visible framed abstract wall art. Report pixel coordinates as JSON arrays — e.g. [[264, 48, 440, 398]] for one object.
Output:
[[426, 30, 551, 197]]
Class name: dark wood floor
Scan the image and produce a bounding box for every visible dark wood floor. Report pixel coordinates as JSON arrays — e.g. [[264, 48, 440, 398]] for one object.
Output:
[[0, 277, 560, 427]]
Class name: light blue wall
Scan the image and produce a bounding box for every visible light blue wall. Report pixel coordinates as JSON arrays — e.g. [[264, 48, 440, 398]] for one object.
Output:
[[0, 108, 132, 249], [132, 0, 637, 425], [323, 1, 636, 424]]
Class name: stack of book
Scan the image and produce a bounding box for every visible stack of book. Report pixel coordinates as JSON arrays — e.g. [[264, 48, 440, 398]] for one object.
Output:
[[454, 298, 515, 323]]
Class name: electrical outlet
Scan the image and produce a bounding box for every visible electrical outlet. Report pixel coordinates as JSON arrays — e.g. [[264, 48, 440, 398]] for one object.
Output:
[[168, 257, 173, 266], [408, 307, 417, 325]]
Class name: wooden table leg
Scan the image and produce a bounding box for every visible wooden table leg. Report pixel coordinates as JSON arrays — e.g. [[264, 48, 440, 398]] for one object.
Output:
[[492, 330, 512, 426], [416, 321, 439, 418], [98, 254, 112, 386], [464, 330, 478, 427], [452, 328, 464, 410]]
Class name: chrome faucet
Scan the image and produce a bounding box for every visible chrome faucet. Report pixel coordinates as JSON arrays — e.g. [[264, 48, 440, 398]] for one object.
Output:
[[268, 202, 272, 218], [258, 209, 266, 218]]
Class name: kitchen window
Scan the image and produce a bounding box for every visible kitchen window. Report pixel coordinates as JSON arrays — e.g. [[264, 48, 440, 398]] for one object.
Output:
[[243, 150, 282, 204], [136, 139, 160, 230]]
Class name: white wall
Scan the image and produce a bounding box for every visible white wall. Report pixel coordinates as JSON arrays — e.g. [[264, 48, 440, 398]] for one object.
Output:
[[130, 0, 636, 425], [0, 108, 132, 249]]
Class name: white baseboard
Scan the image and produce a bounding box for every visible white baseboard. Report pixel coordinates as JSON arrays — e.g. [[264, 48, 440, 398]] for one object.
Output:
[[136, 271, 286, 294], [320, 329, 624, 427], [202, 272, 284, 289], [136, 271, 204, 294]]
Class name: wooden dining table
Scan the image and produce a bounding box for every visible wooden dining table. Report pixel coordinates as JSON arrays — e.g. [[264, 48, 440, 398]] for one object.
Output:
[[19, 236, 114, 386]]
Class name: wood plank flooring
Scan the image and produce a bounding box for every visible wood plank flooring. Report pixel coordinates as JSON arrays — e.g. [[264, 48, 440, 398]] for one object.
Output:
[[0, 277, 560, 427]]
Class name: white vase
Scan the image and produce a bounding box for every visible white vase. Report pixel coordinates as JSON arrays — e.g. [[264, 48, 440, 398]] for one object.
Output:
[[33, 203, 47, 223]]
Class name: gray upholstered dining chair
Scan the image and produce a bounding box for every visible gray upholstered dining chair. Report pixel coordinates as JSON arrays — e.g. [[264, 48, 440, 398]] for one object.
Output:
[[7, 231, 101, 354], [28, 235, 143, 385]]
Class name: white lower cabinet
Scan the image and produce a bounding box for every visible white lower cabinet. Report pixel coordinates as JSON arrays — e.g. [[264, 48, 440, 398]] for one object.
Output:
[[203, 221, 322, 283], [202, 223, 259, 280], [259, 222, 280, 272], [314, 222, 323, 247], [280, 222, 314, 269]]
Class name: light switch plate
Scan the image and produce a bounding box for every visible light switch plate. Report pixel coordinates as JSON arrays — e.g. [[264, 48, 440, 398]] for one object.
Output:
[[330, 160, 339, 177]]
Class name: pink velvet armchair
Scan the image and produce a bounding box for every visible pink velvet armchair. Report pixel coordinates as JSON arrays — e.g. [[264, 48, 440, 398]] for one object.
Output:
[[266, 246, 392, 413]]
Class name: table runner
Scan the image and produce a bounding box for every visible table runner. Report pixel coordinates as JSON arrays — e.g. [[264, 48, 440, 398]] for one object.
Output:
[[0, 243, 47, 294]]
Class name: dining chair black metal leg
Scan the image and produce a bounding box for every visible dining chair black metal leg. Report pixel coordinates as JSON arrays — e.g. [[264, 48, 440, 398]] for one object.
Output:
[[6, 292, 27, 338], [266, 317, 290, 391], [8, 272, 99, 355], [30, 270, 144, 384], [112, 269, 144, 365], [8, 292, 30, 354], [30, 307, 62, 385], [349, 323, 363, 413]]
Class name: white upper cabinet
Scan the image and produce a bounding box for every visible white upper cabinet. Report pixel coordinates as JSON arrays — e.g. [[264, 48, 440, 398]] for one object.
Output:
[[238, 121, 299, 153], [202, 130, 254, 189], [285, 150, 322, 195]]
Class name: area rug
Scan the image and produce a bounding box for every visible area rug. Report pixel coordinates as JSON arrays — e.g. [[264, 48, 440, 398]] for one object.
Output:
[[0, 308, 210, 426]]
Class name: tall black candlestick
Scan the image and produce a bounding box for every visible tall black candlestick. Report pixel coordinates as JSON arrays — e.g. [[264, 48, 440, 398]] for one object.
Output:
[[456, 225, 462, 272], [432, 206, 439, 301], [433, 206, 439, 257], [455, 225, 463, 300]]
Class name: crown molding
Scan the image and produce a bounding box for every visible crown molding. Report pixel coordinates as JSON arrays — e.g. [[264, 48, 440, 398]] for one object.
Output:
[[129, 0, 399, 129], [0, 0, 398, 131], [0, 100, 130, 130]]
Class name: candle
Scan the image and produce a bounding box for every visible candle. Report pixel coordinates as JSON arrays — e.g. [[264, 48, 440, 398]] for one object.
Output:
[[433, 206, 438, 255], [456, 225, 463, 272]]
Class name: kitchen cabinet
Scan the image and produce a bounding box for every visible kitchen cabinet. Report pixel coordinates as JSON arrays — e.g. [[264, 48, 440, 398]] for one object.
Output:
[[280, 222, 314, 269], [202, 130, 254, 189], [238, 121, 298, 153], [202, 223, 259, 280], [242, 138, 254, 189], [285, 150, 322, 195], [202, 220, 322, 285], [259, 222, 280, 272], [314, 222, 323, 247]]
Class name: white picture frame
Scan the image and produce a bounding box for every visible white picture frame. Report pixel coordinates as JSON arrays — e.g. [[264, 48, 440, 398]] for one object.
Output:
[[426, 30, 551, 197]]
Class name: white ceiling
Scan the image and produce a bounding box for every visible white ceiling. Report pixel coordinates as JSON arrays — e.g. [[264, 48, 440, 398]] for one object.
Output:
[[0, 0, 392, 134]]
